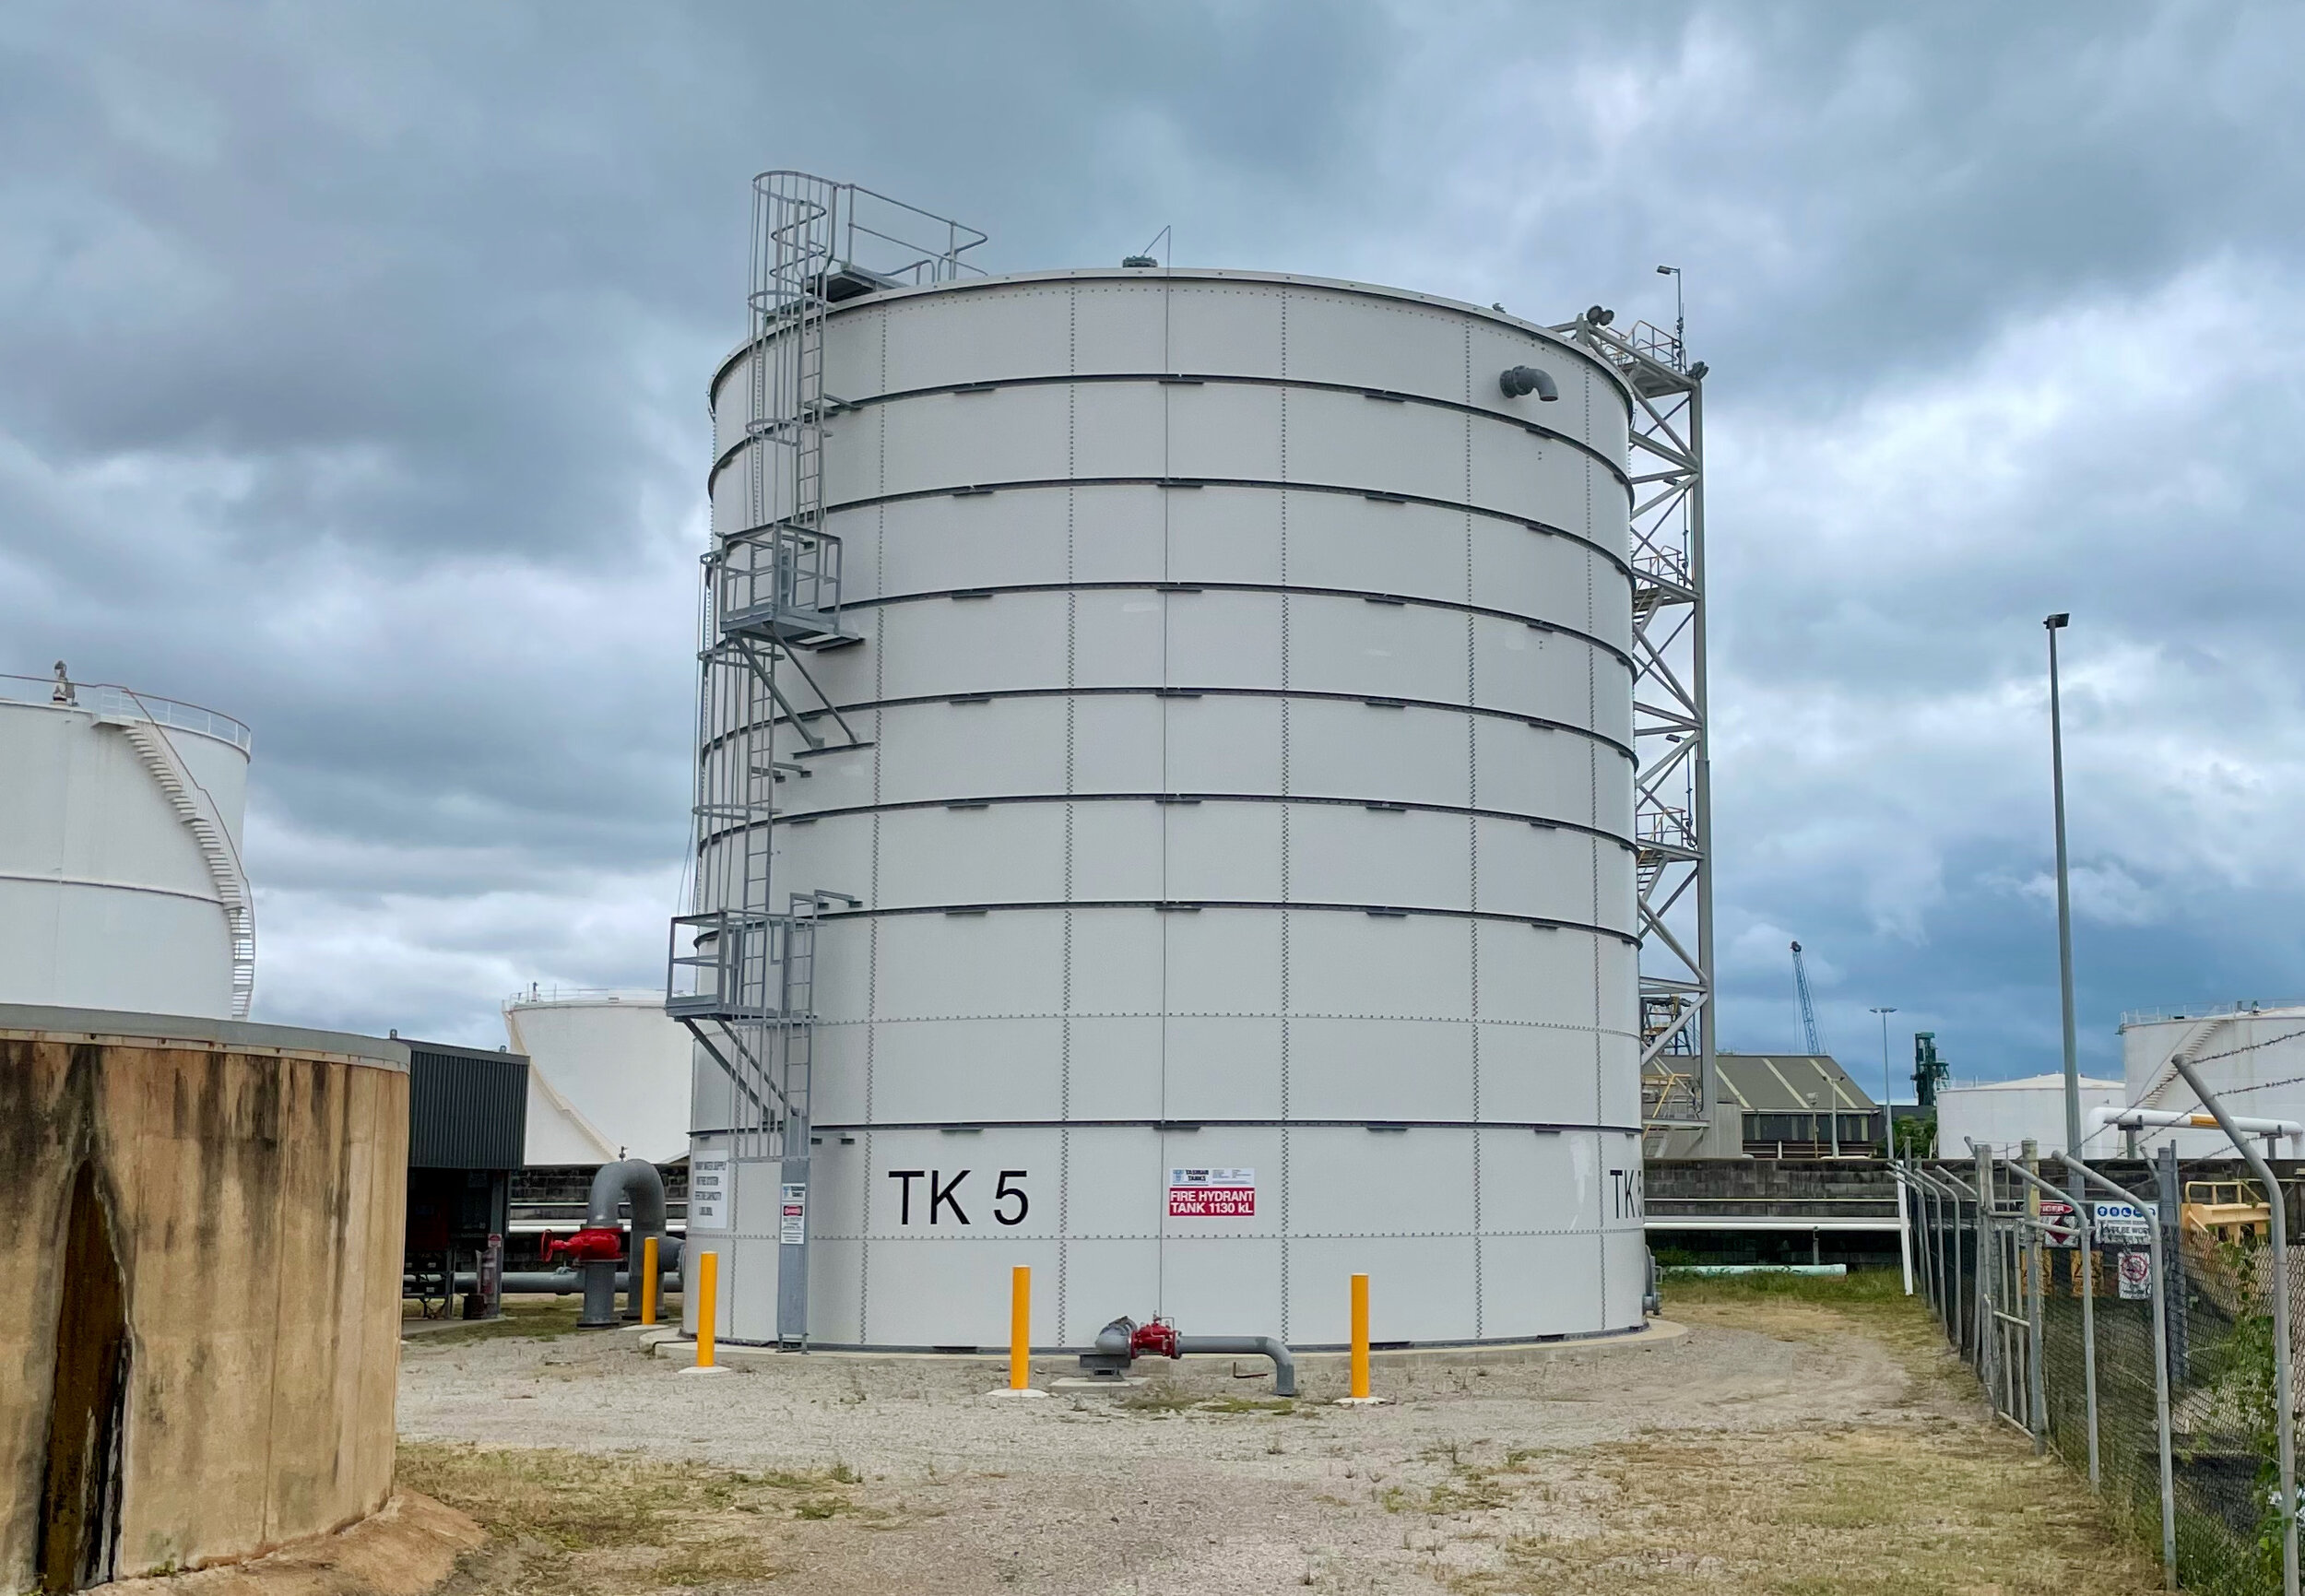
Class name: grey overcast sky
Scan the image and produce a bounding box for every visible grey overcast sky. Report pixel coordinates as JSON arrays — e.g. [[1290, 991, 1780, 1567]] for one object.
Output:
[[6, 2, 2300, 1083]]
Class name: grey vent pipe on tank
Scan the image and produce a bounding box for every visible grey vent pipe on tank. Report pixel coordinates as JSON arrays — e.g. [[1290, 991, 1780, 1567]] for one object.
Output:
[[1498, 366, 1558, 402], [1079, 1315, 1297, 1397], [578, 1158, 667, 1329]]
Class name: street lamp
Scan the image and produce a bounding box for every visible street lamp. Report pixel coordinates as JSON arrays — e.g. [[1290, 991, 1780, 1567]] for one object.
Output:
[[2046, 614, 2080, 1164], [1654, 265, 1684, 365], [1870, 1007, 1898, 1156]]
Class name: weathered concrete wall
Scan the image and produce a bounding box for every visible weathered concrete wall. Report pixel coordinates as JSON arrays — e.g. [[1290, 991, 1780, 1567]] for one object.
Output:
[[0, 1008, 408, 1590]]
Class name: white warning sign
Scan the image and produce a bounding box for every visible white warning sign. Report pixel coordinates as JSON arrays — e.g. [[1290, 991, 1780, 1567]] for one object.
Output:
[[2093, 1200, 2156, 1247], [779, 1182, 807, 1247], [689, 1152, 731, 1230], [2118, 1248, 2153, 1301], [1168, 1166, 1256, 1218]]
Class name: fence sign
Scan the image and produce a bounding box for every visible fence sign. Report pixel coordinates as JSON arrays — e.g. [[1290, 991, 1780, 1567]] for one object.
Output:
[[2040, 1198, 2078, 1247], [2117, 1247, 2153, 1300], [1168, 1166, 1256, 1218], [778, 1183, 807, 1246], [2093, 1200, 2155, 1247]]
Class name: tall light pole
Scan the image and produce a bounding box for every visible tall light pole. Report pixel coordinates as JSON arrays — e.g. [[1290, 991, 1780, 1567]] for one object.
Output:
[[1871, 1006, 1898, 1156], [2046, 613, 2081, 1164], [1655, 265, 1684, 365]]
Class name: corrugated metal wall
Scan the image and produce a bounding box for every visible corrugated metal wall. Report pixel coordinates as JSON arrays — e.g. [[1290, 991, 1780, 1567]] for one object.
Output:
[[405, 1042, 527, 1169]]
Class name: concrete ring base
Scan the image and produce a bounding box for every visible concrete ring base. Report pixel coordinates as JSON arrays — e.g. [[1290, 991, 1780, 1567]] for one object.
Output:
[[94, 1494, 483, 1596], [642, 1318, 1690, 1371]]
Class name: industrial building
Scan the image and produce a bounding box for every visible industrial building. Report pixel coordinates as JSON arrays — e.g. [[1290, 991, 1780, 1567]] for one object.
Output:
[[0, 667, 254, 1020], [666, 174, 1713, 1352], [1934, 1071, 2126, 1160], [1645, 1052, 1883, 1159], [402, 1038, 528, 1318]]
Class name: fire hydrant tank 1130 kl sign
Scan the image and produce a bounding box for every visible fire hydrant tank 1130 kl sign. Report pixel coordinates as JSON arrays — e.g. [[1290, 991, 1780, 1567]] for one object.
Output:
[[1169, 1168, 1256, 1218]]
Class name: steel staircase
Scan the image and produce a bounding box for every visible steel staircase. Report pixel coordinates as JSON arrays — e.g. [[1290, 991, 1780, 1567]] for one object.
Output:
[[113, 716, 256, 1018]]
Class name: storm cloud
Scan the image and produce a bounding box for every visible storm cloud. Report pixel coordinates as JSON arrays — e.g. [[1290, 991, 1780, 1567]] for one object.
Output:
[[5, 1, 2299, 1082]]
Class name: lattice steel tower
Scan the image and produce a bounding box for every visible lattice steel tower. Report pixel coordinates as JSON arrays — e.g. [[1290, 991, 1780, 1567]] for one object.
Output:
[[1556, 310, 1714, 1156]]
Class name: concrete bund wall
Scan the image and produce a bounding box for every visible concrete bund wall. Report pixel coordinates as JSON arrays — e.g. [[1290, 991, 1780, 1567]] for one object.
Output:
[[0, 1008, 408, 1587]]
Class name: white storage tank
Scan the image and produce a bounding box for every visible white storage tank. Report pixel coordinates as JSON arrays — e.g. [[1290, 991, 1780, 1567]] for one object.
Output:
[[502, 988, 693, 1165], [1934, 1072, 2126, 1160], [690, 263, 1643, 1349], [2120, 1003, 2305, 1157], [0, 668, 254, 1020]]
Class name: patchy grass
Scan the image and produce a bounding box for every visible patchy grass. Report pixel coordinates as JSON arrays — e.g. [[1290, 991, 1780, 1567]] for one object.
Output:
[[1450, 1425, 2164, 1596], [1661, 1269, 1959, 1384], [398, 1441, 887, 1593], [401, 1298, 585, 1346]]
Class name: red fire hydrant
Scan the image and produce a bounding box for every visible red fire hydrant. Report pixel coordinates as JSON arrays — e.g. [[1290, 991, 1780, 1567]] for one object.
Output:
[[542, 1226, 624, 1267]]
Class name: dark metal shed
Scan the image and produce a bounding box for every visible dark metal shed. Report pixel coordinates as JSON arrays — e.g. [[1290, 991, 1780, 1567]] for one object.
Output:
[[399, 1038, 528, 1318]]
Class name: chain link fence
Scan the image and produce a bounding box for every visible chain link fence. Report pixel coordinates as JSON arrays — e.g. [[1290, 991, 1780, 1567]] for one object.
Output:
[[1902, 1148, 2299, 1595]]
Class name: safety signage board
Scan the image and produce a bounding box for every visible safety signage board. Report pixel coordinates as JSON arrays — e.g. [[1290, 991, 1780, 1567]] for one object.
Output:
[[2093, 1200, 2156, 1247], [1168, 1166, 1256, 1218], [689, 1152, 731, 1230], [778, 1183, 807, 1247], [2040, 1199, 2078, 1247], [2118, 1248, 2153, 1301]]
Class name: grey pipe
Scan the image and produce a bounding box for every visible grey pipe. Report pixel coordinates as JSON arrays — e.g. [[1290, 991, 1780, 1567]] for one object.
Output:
[[580, 1159, 668, 1328], [408, 1258, 681, 1297], [2174, 1054, 2299, 1596], [1175, 1336, 1296, 1397], [1498, 365, 1558, 402]]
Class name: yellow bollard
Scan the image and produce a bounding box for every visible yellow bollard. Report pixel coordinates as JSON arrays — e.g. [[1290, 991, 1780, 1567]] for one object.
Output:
[[1350, 1272, 1371, 1400], [1011, 1266, 1032, 1390], [694, 1250, 718, 1369], [640, 1235, 660, 1327]]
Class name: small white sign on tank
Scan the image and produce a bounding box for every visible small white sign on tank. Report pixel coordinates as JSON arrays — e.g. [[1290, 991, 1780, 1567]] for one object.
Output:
[[689, 1152, 731, 1230]]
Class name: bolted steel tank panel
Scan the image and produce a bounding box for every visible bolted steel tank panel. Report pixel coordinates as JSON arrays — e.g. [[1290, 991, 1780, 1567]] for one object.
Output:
[[692, 268, 1646, 1349]]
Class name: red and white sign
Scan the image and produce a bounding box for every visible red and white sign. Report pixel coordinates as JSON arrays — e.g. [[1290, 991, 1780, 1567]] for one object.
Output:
[[2040, 1199, 2078, 1248], [1168, 1166, 1256, 1218], [2118, 1248, 2153, 1301]]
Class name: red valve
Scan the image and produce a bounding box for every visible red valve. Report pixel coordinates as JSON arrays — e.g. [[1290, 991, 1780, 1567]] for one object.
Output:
[[1129, 1317, 1179, 1360], [543, 1226, 624, 1265]]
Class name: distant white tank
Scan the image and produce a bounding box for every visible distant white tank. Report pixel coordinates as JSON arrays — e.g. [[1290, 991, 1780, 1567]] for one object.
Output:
[[0, 667, 254, 1019], [2120, 1003, 2305, 1157], [1934, 1072, 2126, 1159], [502, 989, 692, 1165]]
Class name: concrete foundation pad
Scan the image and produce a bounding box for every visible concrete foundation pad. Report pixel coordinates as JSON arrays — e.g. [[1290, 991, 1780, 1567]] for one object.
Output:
[[1046, 1377, 1151, 1394], [96, 1493, 484, 1596], [979, 1387, 1054, 1401], [1333, 1396, 1391, 1406]]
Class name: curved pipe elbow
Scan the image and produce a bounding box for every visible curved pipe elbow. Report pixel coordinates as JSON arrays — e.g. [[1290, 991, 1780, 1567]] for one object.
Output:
[[1499, 365, 1558, 402], [585, 1157, 668, 1233]]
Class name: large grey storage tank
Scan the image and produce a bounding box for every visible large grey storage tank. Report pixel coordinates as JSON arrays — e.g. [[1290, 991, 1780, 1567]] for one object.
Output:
[[690, 265, 1643, 1349]]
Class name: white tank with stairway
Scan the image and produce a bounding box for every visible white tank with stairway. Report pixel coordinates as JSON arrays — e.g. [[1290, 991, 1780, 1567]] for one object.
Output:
[[0, 667, 255, 1020]]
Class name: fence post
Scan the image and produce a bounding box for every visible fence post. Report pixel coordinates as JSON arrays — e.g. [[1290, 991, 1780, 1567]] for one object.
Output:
[[1974, 1144, 1997, 1400], [2075, 1164, 2099, 1488], [1897, 1157, 1915, 1295], [2074, 1158, 2176, 1590], [2024, 1140, 2048, 1452], [2172, 1054, 2299, 1596]]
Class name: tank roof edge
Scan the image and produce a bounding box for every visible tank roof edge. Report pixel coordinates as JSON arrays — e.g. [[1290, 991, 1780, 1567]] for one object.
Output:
[[0, 1001, 408, 1070]]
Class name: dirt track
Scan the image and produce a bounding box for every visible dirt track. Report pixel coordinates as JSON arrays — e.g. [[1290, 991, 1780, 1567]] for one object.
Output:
[[396, 1288, 2160, 1594]]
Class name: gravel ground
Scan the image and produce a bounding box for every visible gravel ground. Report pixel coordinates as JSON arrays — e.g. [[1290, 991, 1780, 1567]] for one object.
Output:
[[396, 1297, 1955, 1594]]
